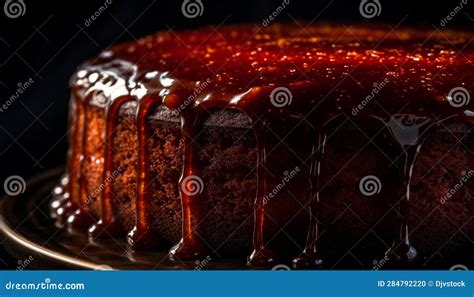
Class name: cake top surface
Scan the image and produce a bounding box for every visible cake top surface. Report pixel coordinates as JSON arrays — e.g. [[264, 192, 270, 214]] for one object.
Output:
[[74, 23, 474, 119]]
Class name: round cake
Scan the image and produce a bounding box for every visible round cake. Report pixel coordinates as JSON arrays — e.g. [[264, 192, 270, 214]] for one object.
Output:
[[50, 23, 474, 269]]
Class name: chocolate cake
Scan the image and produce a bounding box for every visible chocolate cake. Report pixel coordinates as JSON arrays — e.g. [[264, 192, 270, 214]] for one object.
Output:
[[50, 23, 474, 269]]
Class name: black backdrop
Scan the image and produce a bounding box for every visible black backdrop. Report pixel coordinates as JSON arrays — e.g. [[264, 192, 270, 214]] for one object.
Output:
[[0, 0, 472, 269]]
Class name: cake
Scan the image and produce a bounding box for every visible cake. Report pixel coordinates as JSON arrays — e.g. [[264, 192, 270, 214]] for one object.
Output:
[[50, 23, 474, 269]]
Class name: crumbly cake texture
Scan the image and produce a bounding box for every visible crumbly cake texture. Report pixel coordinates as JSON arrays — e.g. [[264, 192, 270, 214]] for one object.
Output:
[[80, 105, 473, 261]]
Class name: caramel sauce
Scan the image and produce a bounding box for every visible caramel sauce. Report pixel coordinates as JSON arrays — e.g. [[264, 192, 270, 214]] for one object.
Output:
[[88, 95, 134, 238], [127, 94, 163, 249], [50, 23, 474, 267]]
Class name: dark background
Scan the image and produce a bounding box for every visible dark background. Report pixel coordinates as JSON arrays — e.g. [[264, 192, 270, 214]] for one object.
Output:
[[0, 0, 472, 269]]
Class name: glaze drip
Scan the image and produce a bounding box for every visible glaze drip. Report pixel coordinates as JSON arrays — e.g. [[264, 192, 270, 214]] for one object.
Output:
[[88, 96, 134, 239], [293, 130, 328, 269], [127, 94, 163, 249], [170, 109, 209, 260], [380, 115, 434, 264], [51, 95, 84, 223], [66, 94, 95, 230], [248, 119, 278, 265]]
